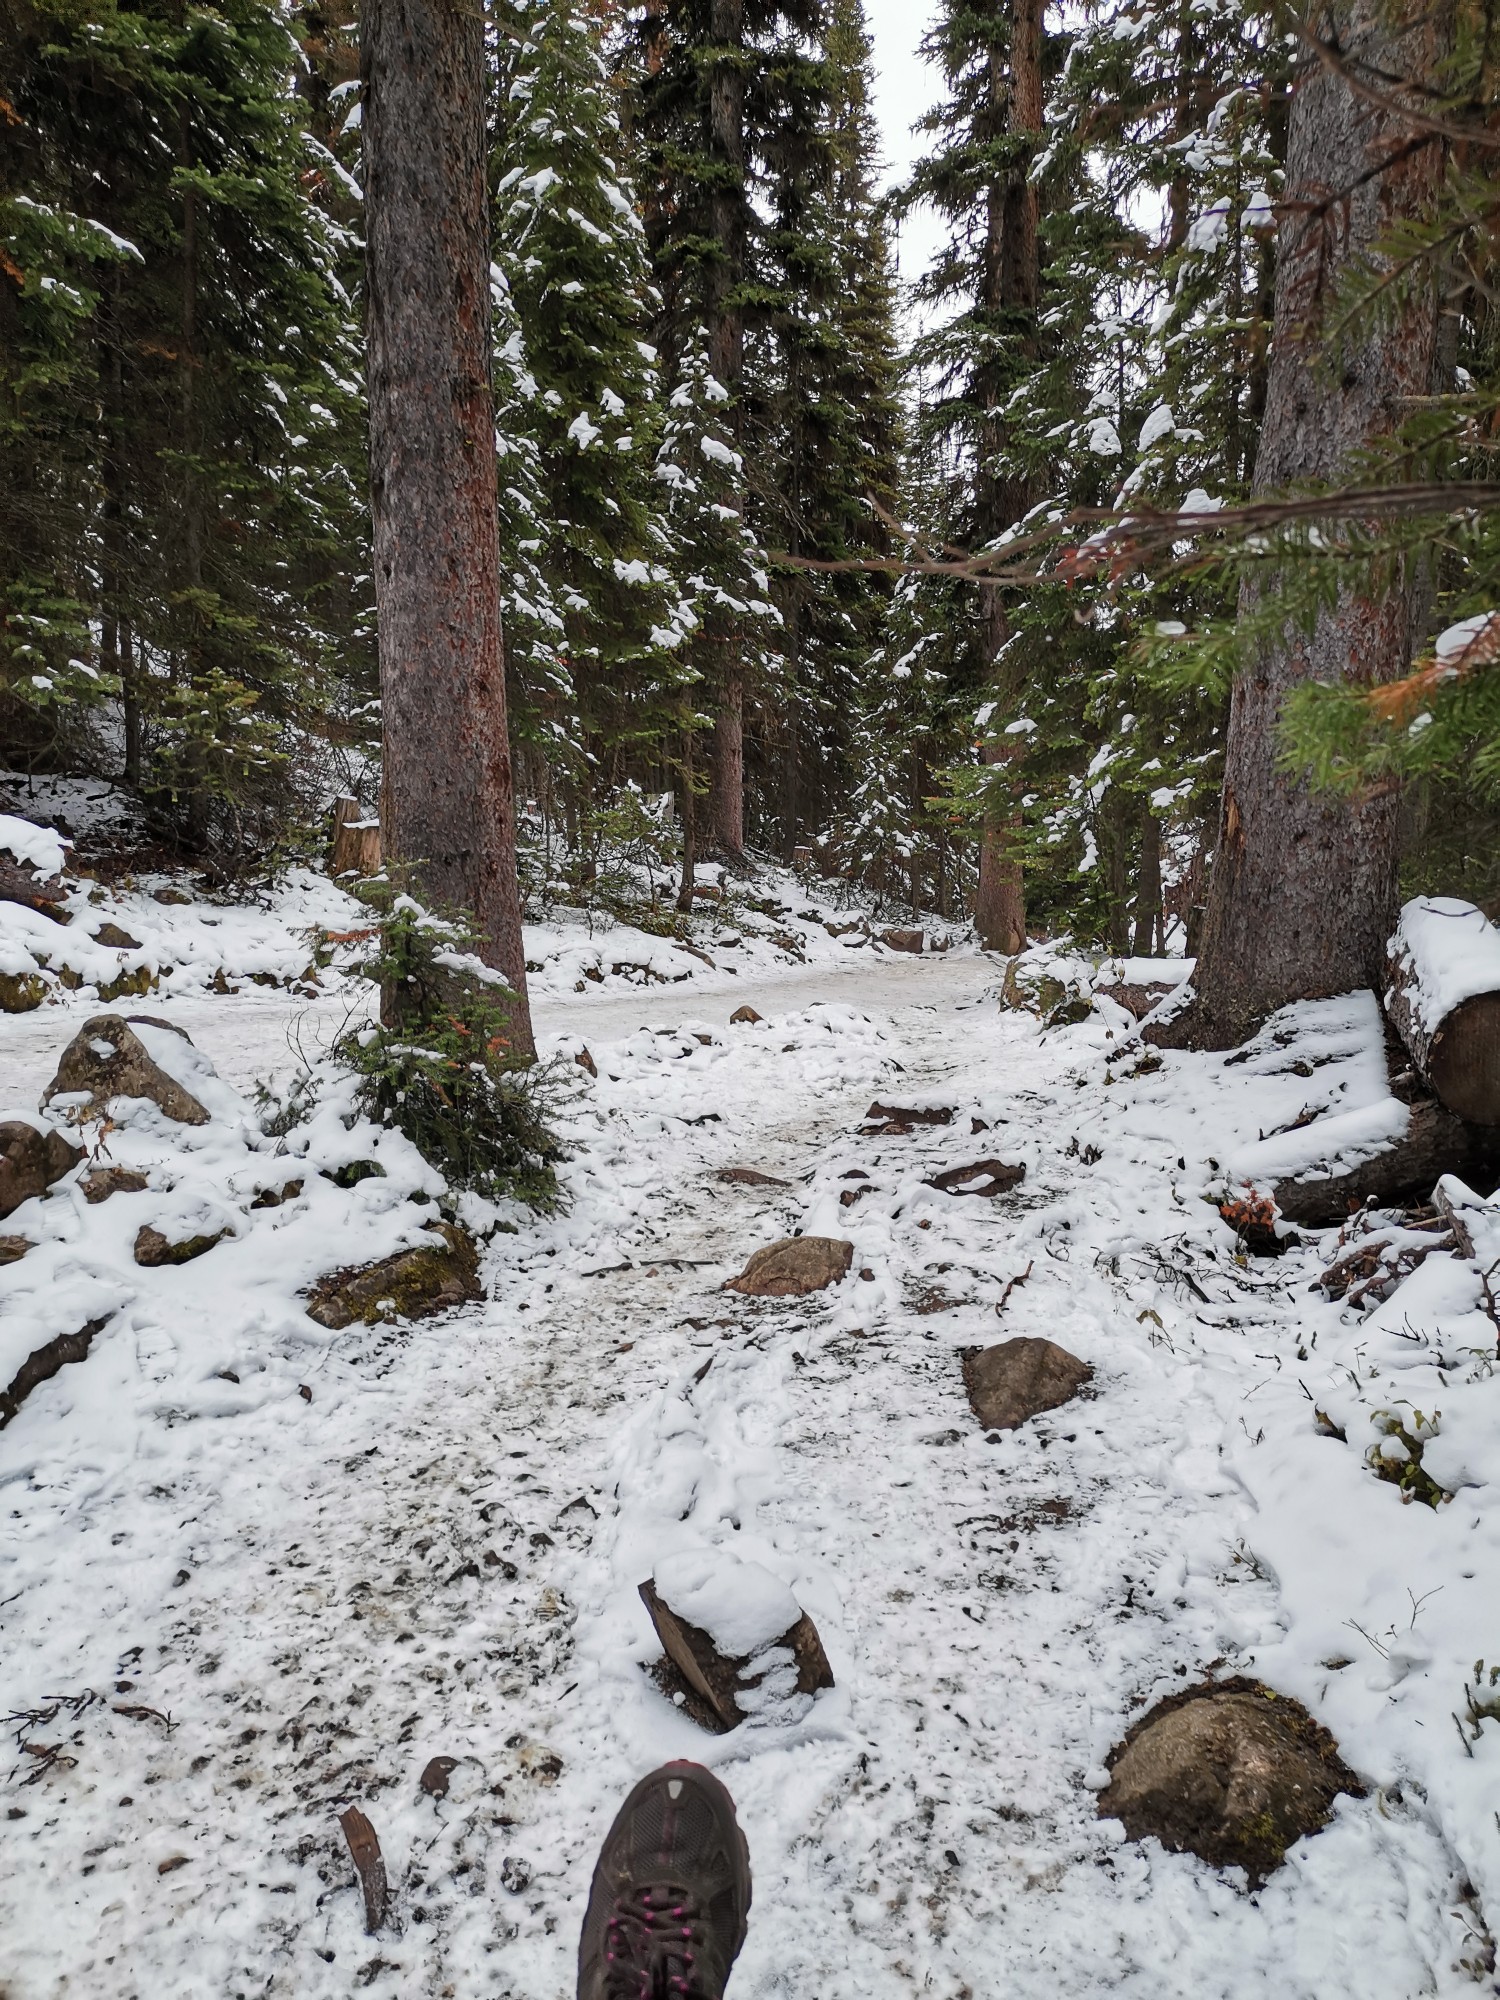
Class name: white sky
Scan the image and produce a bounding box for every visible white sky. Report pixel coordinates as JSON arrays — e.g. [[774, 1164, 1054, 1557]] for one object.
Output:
[[862, 0, 946, 300]]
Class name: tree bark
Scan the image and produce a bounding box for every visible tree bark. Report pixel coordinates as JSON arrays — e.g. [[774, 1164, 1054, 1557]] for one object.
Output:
[[361, 0, 534, 1055], [1385, 897, 1500, 1125], [705, 0, 747, 859], [1132, 810, 1162, 955], [1167, 0, 1448, 1049], [971, 0, 1041, 953], [676, 731, 697, 914]]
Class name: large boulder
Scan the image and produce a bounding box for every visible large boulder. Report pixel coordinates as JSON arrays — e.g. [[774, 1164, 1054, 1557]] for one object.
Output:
[[306, 1223, 482, 1330], [725, 1236, 853, 1298], [41, 1014, 209, 1126], [962, 1336, 1092, 1431], [640, 1551, 834, 1733], [1098, 1680, 1361, 1883], [0, 1120, 84, 1219]]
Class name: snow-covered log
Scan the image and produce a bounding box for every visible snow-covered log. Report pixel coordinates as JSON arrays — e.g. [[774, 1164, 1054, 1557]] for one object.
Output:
[[1385, 897, 1500, 1125], [1273, 1098, 1500, 1227]]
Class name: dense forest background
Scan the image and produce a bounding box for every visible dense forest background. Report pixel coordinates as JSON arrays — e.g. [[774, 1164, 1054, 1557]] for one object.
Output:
[[4, 0, 1499, 946]]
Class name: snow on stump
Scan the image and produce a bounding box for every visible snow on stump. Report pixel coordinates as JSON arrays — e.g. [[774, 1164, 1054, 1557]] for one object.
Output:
[[329, 796, 382, 879], [962, 1337, 1092, 1432], [1385, 897, 1500, 1125], [41, 1014, 210, 1126], [305, 1223, 482, 1329], [725, 1236, 853, 1298], [0, 1120, 84, 1219], [879, 928, 924, 954], [640, 1549, 834, 1733], [1097, 1680, 1361, 1883]]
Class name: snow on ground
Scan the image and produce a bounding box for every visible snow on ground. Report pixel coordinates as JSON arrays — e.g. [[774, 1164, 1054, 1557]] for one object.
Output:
[[3, 849, 1500, 1999]]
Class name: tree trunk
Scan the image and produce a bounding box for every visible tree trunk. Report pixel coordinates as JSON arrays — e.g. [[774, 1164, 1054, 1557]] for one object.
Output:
[[971, 0, 1041, 952], [1132, 810, 1162, 954], [1385, 897, 1500, 1125], [705, 0, 747, 859], [676, 732, 697, 914], [1168, 0, 1448, 1049], [361, 0, 534, 1055]]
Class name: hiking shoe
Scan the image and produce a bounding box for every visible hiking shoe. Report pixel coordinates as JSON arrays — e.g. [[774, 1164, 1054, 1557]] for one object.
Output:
[[577, 1761, 751, 2000]]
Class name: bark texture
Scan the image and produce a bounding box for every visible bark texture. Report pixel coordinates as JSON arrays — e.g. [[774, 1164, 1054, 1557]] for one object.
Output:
[[361, 0, 534, 1054], [704, 0, 748, 859], [1174, 0, 1448, 1048], [972, 0, 1042, 954]]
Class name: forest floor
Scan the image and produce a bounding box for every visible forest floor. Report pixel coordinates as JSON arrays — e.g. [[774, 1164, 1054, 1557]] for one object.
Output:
[[3, 808, 1500, 1998]]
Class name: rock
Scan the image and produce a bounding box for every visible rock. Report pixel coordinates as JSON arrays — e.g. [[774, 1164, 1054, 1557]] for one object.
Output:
[[861, 1100, 953, 1135], [151, 886, 192, 906], [249, 1179, 303, 1210], [716, 1167, 790, 1187], [725, 1236, 853, 1297], [80, 1166, 151, 1204], [419, 1755, 459, 1798], [134, 1224, 228, 1267], [961, 1337, 1092, 1431], [0, 1121, 84, 1218], [638, 1573, 834, 1733], [500, 1855, 532, 1894], [41, 1014, 210, 1126], [1, 1315, 110, 1429], [0, 852, 69, 921], [879, 928, 924, 954], [91, 922, 142, 950], [306, 1223, 482, 1330], [0, 968, 50, 1012], [729, 1005, 762, 1024], [97, 964, 157, 1003], [1098, 1680, 1361, 1883], [0, 1235, 33, 1265], [575, 1045, 598, 1078], [1097, 980, 1178, 1021], [925, 1158, 1027, 1198]]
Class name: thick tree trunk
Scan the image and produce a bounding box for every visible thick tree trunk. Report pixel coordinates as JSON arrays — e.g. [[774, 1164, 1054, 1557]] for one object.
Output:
[[971, 0, 1041, 952], [705, 0, 747, 859], [1168, 0, 1447, 1049], [361, 0, 534, 1055]]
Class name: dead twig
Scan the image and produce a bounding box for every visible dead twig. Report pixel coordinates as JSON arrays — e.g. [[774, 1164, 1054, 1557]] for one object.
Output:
[[995, 1261, 1035, 1316]]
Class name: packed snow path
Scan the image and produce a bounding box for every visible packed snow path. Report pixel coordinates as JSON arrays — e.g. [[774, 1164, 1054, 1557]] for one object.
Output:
[[3, 952, 1492, 1998]]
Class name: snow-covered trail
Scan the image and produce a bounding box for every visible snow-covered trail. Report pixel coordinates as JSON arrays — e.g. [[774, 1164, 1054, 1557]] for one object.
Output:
[[1, 954, 1485, 1999]]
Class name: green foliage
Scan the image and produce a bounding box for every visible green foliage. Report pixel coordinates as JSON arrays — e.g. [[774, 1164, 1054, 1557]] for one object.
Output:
[[334, 894, 566, 1210]]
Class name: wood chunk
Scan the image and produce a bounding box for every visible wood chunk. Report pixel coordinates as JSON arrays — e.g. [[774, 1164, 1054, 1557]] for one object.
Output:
[[925, 1158, 1026, 1198], [1098, 1679, 1361, 1884], [961, 1337, 1092, 1431], [865, 1100, 953, 1128], [1272, 1097, 1500, 1226], [638, 1578, 834, 1733], [339, 1805, 388, 1933], [329, 796, 382, 879], [1385, 897, 1500, 1125], [419, 1755, 459, 1798], [1, 1315, 111, 1429], [725, 1236, 852, 1297]]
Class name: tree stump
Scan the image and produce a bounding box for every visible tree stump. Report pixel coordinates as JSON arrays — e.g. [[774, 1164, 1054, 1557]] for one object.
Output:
[[329, 797, 381, 878]]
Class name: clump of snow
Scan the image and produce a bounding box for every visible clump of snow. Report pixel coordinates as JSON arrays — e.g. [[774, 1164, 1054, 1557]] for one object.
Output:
[[653, 1548, 802, 1659], [1388, 895, 1500, 1032], [0, 810, 68, 877]]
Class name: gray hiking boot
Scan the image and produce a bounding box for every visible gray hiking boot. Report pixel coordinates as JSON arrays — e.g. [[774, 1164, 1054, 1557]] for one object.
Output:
[[576, 1761, 751, 2000]]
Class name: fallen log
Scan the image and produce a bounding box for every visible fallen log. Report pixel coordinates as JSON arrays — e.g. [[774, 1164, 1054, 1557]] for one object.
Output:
[[1273, 1097, 1500, 1227], [1385, 898, 1500, 1126]]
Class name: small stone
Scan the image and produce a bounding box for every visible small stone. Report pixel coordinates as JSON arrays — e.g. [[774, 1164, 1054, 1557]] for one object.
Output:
[[0, 1120, 84, 1218], [0, 970, 49, 1013], [729, 1005, 762, 1025], [249, 1180, 303, 1210], [306, 1223, 483, 1330], [0, 1235, 33, 1265], [135, 1224, 227, 1267], [298, 1384, 312, 1402], [151, 886, 192, 906], [92, 922, 142, 950], [725, 1236, 853, 1298], [961, 1337, 1092, 1431], [420, 1755, 459, 1799], [925, 1158, 1026, 1198], [859, 1267, 875, 1281], [575, 1046, 598, 1078], [879, 928, 924, 954], [716, 1167, 789, 1187], [1098, 1680, 1361, 1883], [500, 1855, 532, 1894], [157, 1855, 190, 1876], [80, 1166, 150, 1204], [42, 1014, 210, 1126]]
